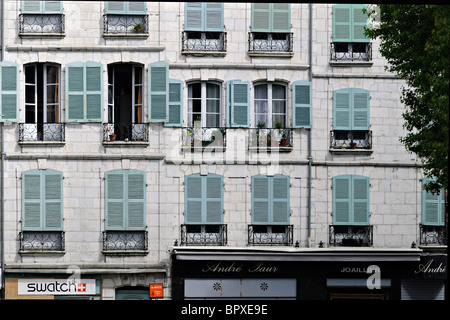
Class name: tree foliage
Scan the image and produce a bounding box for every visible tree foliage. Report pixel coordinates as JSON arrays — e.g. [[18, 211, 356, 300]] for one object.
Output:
[[365, 5, 449, 194]]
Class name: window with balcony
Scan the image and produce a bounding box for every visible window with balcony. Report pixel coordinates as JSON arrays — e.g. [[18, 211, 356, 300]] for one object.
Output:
[[103, 1, 148, 37], [249, 175, 292, 246], [420, 179, 447, 246], [0, 61, 19, 122], [21, 169, 64, 252], [249, 3, 292, 56], [19, 1, 64, 37], [183, 2, 226, 55], [331, 4, 372, 64], [183, 174, 226, 245]]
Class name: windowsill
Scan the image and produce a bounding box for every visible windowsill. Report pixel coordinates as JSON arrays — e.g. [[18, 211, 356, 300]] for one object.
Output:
[[19, 141, 65, 147], [103, 33, 149, 39], [248, 51, 293, 58], [249, 146, 293, 153], [103, 141, 149, 147], [19, 250, 65, 255], [329, 148, 373, 155], [329, 61, 373, 67], [181, 146, 226, 152], [102, 250, 149, 256], [182, 50, 226, 57], [19, 33, 65, 38]]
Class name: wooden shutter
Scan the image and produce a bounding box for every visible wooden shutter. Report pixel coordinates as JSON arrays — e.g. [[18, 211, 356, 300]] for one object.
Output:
[[205, 2, 224, 31], [185, 174, 203, 224], [422, 178, 445, 226], [252, 175, 269, 224], [352, 175, 369, 225], [272, 175, 289, 224], [185, 2, 203, 31], [251, 3, 270, 32], [205, 175, 223, 224], [352, 88, 370, 130], [166, 79, 183, 127], [333, 4, 351, 42], [127, 170, 146, 230], [333, 89, 351, 130], [148, 61, 169, 122], [127, 1, 147, 14], [272, 3, 290, 33], [44, 170, 63, 230], [227, 80, 250, 128], [105, 1, 126, 14], [352, 4, 369, 43], [252, 175, 290, 224], [0, 61, 19, 122], [333, 175, 370, 225], [106, 170, 125, 230], [292, 81, 312, 128], [43, 1, 63, 13], [85, 62, 103, 121], [22, 170, 42, 230], [333, 175, 351, 225]]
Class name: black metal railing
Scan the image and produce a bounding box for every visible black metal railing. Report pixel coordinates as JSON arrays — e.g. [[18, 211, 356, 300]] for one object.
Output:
[[249, 32, 293, 53], [181, 224, 227, 246], [329, 225, 373, 247], [248, 128, 293, 149], [103, 231, 148, 251], [248, 225, 293, 246], [182, 31, 227, 52], [330, 42, 372, 62], [330, 130, 372, 150], [103, 123, 149, 142], [19, 231, 65, 251], [182, 127, 226, 149], [103, 14, 149, 35], [420, 226, 447, 246], [19, 123, 65, 142], [19, 14, 65, 34]]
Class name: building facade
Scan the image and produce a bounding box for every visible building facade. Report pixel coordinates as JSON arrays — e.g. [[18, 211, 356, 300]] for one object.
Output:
[[0, 1, 446, 300]]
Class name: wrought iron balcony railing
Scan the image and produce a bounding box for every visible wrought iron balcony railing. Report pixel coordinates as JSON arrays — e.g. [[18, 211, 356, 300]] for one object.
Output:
[[181, 224, 227, 246], [182, 31, 227, 53], [249, 32, 293, 53], [103, 123, 149, 142], [19, 14, 65, 35], [19, 123, 65, 142], [330, 42, 372, 62], [420, 226, 447, 246], [19, 231, 65, 252], [330, 130, 372, 150], [248, 128, 293, 151], [182, 127, 226, 150], [103, 231, 148, 251], [248, 225, 293, 246], [329, 225, 373, 247], [103, 14, 149, 36]]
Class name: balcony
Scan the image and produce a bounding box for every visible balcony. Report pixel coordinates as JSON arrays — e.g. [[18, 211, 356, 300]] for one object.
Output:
[[420, 226, 447, 246], [330, 42, 373, 66], [329, 225, 373, 247], [19, 231, 65, 252], [248, 128, 293, 152], [248, 32, 293, 57], [103, 123, 149, 145], [181, 224, 227, 246], [19, 14, 65, 37], [248, 225, 293, 246], [182, 127, 226, 152], [182, 31, 227, 56], [330, 130, 372, 154], [19, 123, 65, 143], [103, 231, 148, 254], [103, 14, 149, 37]]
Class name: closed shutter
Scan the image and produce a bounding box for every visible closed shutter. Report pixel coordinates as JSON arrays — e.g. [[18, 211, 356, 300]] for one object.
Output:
[[422, 178, 445, 226], [148, 61, 169, 122], [352, 4, 369, 43], [185, 2, 224, 32], [251, 3, 270, 32], [352, 176, 369, 225], [43, 1, 63, 13], [206, 175, 223, 223], [272, 3, 290, 33], [22, 1, 62, 13], [22, 170, 42, 230], [185, 174, 203, 224], [185, 2, 203, 31], [352, 88, 370, 130], [333, 89, 351, 130], [85, 62, 103, 121], [106, 171, 125, 230], [272, 175, 289, 224], [333, 88, 370, 130], [252, 175, 269, 224], [252, 175, 290, 224], [252, 3, 291, 33], [0, 61, 19, 122], [333, 175, 351, 225], [127, 171, 146, 230], [227, 80, 250, 128], [44, 170, 63, 230], [292, 81, 312, 128], [166, 79, 183, 127], [333, 4, 369, 42], [106, 1, 145, 14], [127, 1, 146, 14], [333, 175, 370, 225], [401, 280, 445, 300]]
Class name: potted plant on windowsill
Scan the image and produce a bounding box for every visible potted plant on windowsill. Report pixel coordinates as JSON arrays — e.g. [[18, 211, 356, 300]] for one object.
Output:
[[133, 23, 144, 34], [256, 121, 266, 147]]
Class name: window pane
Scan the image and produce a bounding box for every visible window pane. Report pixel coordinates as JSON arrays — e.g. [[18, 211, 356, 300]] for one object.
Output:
[[254, 84, 268, 99], [272, 84, 286, 100], [206, 99, 219, 113], [46, 65, 59, 84], [272, 100, 285, 114], [206, 83, 219, 98], [46, 84, 58, 104]]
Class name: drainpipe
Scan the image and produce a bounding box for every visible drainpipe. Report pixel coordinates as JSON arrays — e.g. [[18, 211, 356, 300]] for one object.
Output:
[[1, 0, 5, 299], [307, 3, 313, 245]]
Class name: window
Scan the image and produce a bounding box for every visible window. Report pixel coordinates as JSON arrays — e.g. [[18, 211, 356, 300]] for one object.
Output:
[[420, 178, 447, 246], [183, 2, 226, 53], [104, 169, 147, 252], [20, 63, 64, 142], [0, 61, 19, 122], [331, 4, 371, 62], [103, 1, 148, 36], [19, 0, 64, 36], [188, 81, 221, 127], [183, 174, 226, 245], [254, 82, 287, 128], [21, 169, 64, 251]]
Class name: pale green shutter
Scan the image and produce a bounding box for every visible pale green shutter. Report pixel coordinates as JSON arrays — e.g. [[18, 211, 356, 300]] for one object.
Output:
[[22, 1, 42, 13], [0, 61, 19, 122], [148, 61, 169, 122], [127, 1, 146, 14], [44, 170, 63, 230], [292, 81, 312, 128], [272, 3, 290, 33], [127, 170, 146, 230], [352, 4, 369, 43], [352, 88, 370, 130], [227, 80, 250, 128], [352, 175, 369, 225], [251, 3, 271, 32], [106, 170, 125, 230], [333, 4, 351, 42], [333, 175, 370, 225], [85, 62, 103, 121], [22, 170, 42, 230], [166, 79, 183, 127], [105, 1, 126, 14], [422, 178, 445, 226], [205, 2, 224, 31], [333, 89, 351, 130], [252, 175, 269, 224], [185, 2, 203, 31], [205, 175, 223, 224], [43, 1, 63, 13], [185, 174, 203, 224], [333, 175, 351, 225], [272, 175, 289, 224]]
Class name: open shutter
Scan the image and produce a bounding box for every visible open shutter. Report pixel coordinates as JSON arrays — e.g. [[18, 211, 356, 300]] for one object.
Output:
[[0, 61, 19, 122], [85, 61, 103, 121], [422, 178, 445, 226], [185, 174, 203, 224], [272, 175, 289, 224], [44, 170, 63, 230], [251, 3, 271, 32], [292, 81, 312, 128], [333, 89, 351, 130], [166, 79, 183, 127], [272, 3, 290, 32], [148, 61, 169, 122], [352, 4, 369, 43], [205, 2, 224, 31], [228, 80, 250, 128], [205, 175, 223, 224], [252, 175, 269, 224], [352, 88, 370, 130], [333, 175, 351, 225], [106, 170, 125, 230], [127, 170, 146, 230], [333, 4, 351, 42], [22, 170, 42, 230], [185, 2, 203, 31], [352, 175, 369, 225]]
